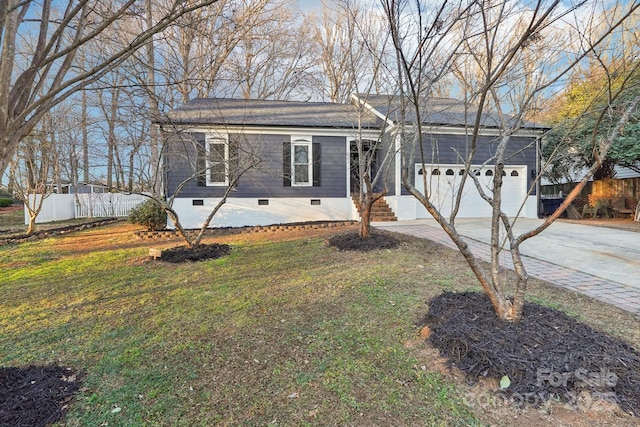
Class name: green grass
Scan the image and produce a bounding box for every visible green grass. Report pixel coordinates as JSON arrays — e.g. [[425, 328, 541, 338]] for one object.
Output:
[[0, 225, 481, 426], [0, 205, 24, 229], [0, 205, 105, 236], [3, 223, 638, 426]]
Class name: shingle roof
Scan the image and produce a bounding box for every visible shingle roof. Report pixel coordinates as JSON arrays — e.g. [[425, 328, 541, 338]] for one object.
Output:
[[158, 98, 383, 129], [357, 94, 548, 130], [158, 96, 548, 131]]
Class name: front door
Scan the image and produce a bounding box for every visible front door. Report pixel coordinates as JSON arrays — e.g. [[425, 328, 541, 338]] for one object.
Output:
[[350, 140, 378, 195]]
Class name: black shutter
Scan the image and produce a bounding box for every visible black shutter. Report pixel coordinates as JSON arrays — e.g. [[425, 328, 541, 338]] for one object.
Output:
[[312, 142, 321, 186], [194, 132, 206, 187], [229, 137, 239, 188], [283, 141, 291, 186]]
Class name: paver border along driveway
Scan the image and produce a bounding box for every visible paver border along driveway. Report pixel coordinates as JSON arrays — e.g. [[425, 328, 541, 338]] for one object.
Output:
[[375, 218, 640, 315]]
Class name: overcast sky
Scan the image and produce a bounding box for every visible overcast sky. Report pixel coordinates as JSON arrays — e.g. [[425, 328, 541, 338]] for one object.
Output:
[[297, 0, 333, 11]]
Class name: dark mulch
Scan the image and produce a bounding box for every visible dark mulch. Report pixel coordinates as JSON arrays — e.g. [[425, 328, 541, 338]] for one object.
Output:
[[327, 231, 401, 251], [420, 291, 640, 416], [0, 365, 83, 427], [159, 243, 232, 263]]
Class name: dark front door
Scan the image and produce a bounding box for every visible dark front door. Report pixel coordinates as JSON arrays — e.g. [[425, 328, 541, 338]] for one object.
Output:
[[350, 140, 378, 195]]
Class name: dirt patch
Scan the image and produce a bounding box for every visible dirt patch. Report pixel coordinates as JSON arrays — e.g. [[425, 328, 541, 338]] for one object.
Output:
[[158, 243, 232, 262], [0, 365, 83, 427], [0, 218, 121, 245], [420, 291, 640, 419], [327, 230, 401, 251], [0, 204, 21, 213]]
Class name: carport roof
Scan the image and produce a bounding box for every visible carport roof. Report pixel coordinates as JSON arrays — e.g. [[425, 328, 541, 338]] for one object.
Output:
[[355, 94, 549, 130]]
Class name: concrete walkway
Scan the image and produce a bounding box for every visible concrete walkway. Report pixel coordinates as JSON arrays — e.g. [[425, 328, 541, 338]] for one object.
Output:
[[374, 218, 640, 316]]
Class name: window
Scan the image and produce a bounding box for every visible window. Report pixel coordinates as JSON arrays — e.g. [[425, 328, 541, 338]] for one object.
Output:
[[206, 134, 228, 186], [292, 138, 312, 186], [283, 137, 320, 187]]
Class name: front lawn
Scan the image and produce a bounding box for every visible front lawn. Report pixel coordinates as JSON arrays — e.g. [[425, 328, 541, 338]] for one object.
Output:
[[1, 223, 638, 426]]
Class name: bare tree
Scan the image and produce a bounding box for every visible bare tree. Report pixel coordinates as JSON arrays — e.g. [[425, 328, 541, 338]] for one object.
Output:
[[8, 112, 60, 234], [350, 95, 397, 238], [224, 1, 319, 100], [0, 0, 221, 177], [311, 0, 399, 238], [145, 0, 161, 196], [381, 0, 640, 321], [314, 0, 395, 103]]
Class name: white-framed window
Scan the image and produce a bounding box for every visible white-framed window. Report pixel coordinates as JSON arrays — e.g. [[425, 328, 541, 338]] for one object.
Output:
[[206, 133, 228, 186], [292, 137, 312, 186]]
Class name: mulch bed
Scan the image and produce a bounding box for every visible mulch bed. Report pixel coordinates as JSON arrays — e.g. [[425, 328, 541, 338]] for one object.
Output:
[[327, 231, 401, 251], [420, 291, 640, 417], [159, 243, 232, 262], [0, 365, 83, 427]]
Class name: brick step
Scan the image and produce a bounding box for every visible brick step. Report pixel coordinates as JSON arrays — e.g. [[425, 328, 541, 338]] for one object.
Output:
[[352, 194, 397, 222], [371, 214, 397, 222]]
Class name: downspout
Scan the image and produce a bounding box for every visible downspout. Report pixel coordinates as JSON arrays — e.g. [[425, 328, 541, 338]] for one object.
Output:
[[346, 137, 351, 198], [395, 131, 402, 198], [536, 135, 542, 218]]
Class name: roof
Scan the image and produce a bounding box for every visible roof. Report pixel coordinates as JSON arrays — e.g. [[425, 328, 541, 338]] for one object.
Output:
[[614, 163, 640, 179], [157, 96, 548, 132], [356, 94, 548, 130], [157, 98, 383, 129]]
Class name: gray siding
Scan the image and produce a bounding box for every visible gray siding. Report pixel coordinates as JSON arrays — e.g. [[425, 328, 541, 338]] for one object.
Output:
[[165, 131, 348, 199], [401, 133, 538, 195]]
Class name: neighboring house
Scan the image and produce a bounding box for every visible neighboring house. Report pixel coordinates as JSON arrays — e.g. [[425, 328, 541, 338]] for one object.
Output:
[[52, 182, 108, 194], [155, 95, 546, 229], [541, 163, 640, 196]]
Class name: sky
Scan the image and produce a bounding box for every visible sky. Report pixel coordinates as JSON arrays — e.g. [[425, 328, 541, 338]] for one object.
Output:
[[297, 0, 333, 11]]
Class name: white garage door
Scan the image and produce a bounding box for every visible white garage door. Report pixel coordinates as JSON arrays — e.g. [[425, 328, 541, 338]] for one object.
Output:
[[415, 164, 527, 218]]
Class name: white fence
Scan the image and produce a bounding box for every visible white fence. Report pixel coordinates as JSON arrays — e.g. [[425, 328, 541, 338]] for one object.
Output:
[[74, 193, 146, 218], [26, 193, 146, 224]]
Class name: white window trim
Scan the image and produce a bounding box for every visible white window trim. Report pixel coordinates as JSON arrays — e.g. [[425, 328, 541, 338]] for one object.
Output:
[[206, 133, 229, 186], [291, 136, 313, 187]]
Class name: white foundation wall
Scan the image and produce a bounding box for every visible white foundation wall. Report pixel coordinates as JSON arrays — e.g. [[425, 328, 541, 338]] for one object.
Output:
[[384, 196, 420, 221], [168, 197, 359, 229]]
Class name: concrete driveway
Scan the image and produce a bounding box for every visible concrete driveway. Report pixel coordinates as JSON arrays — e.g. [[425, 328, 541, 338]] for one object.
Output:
[[378, 218, 640, 290], [454, 218, 639, 289]]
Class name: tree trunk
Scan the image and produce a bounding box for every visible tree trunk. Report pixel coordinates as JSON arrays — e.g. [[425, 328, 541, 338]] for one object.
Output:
[[358, 171, 385, 239], [146, 0, 161, 196], [165, 207, 195, 249], [81, 76, 89, 183], [24, 199, 43, 236], [26, 216, 36, 235], [359, 200, 372, 238]]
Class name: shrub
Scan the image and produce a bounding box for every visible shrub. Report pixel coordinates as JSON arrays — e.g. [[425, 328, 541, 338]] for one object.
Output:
[[128, 199, 167, 231], [0, 197, 13, 207]]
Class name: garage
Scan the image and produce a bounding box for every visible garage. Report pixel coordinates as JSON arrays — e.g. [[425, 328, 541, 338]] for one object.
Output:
[[415, 164, 528, 218]]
